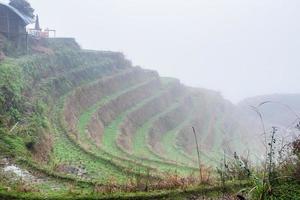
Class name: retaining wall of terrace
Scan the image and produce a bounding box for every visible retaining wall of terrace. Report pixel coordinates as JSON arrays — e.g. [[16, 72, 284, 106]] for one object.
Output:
[[64, 68, 159, 137], [118, 81, 186, 151], [148, 98, 193, 154], [87, 77, 162, 145]]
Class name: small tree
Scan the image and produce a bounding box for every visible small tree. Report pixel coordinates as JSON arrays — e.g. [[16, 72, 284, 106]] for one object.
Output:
[[9, 0, 34, 19]]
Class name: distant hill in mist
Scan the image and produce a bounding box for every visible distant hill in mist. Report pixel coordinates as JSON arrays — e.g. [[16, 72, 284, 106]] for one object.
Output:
[[238, 93, 300, 131]]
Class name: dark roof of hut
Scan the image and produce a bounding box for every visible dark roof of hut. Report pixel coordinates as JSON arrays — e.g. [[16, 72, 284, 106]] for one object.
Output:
[[0, 1, 34, 25]]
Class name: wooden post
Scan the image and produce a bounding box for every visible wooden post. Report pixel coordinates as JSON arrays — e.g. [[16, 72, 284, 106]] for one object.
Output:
[[192, 127, 202, 182]]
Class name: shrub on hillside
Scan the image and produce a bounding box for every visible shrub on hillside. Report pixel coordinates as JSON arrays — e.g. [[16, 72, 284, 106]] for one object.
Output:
[[292, 138, 300, 182], [0, 61, 24, 126]]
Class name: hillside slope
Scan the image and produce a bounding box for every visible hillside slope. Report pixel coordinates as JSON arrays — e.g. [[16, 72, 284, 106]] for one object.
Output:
[[0, 38, 254, 198]]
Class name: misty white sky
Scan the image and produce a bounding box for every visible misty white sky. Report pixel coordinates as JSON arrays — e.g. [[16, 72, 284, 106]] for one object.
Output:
[[22, 0, 300, 102]]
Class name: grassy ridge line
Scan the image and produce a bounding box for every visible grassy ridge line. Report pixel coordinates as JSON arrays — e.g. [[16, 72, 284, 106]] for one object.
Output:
[[102, 88, 183, 162], [134, 98, 198, 166], [76, 79, 181, 176], [192, 114, 226, 165], [1, 119, 101, 186], [133, 102, 183, 161], [46, 69, 160, 182], [173, 111, 226, 166], [57, 70, 178, 180], [57, 95, 164, 182], [211, 118, 227, 159], [88, 116, 160, 175], [51, 96, 128, 182], [160, 114, 196, 166], [0, 56, 133, 184], [91, 78, 198, 174], [199, 115, 237, 165], [19, 51, 122, 96], [0, 58, 128, 185], [31, 57, 111, 90], [111, 95, 200, 171], [66, 67, 139, 99], [75, 78, 162, 174], [31, 62, 116, 100], [130, 102, 198, 174], [77, 78, 157, 142], [0, 181, 251, 200], [169, 120, 220, 166], [175, 109, 215, 165], [105, 85, 199, 174], [102, 78, 176, 158]]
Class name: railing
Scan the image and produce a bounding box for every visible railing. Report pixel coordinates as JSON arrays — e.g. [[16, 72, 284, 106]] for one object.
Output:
[[28, 28, 56, 38]]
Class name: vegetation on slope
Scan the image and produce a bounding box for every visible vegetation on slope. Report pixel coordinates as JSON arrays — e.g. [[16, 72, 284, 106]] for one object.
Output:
[[1, 38, 299, 200]]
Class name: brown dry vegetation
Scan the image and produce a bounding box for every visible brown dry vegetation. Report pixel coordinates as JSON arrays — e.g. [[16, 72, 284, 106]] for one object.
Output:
[[32, 132, 53, 163]]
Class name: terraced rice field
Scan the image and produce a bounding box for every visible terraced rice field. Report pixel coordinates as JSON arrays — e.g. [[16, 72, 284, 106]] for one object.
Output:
[[0, 44, 251, 193], [55, 64, 242, 182], [161, 116, 195, 165], [70, 77, 198, 177]]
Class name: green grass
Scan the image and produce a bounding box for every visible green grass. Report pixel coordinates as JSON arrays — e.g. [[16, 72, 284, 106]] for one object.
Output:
[[177, 112, 231, 167], [75, 77, 197, 176], [160, 116, 196, 166], [132, 102, 181, 161], [199, 114, 240, 164], [42, 66, 142, 184], [40, 69, 148, 183], [78, 80, 173, 172], [0, 133, 28, 157], [193, 117, 240, 166], [0, 54, 139, 189], [101, 84, 197, 174], [75, 78, 162, 175], [51, 97, 127, 183], [128, 103, 198, 175], [210, 118, 226, 158], [0, 181, 251, 200], [101, 78, 176, 158], [77, 78, 157, 142]]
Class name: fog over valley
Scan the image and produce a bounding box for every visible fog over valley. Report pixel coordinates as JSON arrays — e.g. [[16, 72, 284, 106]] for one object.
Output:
[[24, 0, 300, 102], [1, 0, 300, 198]]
